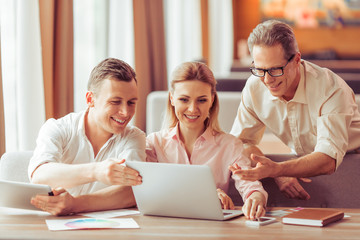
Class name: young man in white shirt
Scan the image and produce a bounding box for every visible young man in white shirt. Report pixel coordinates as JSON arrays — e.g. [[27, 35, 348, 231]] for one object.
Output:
[[28, 58, 145, 215], [230, 20, 360, 200]]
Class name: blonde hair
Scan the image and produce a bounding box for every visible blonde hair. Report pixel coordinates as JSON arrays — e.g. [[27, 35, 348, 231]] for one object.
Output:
[[164, 61, 222, 133]]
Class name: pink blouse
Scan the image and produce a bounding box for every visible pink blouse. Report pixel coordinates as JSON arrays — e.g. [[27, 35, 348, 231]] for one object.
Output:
[[146, 125, 268, 203]]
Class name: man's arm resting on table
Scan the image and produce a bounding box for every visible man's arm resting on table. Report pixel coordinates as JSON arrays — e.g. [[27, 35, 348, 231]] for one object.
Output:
[[73, 185, 136, 213], [31, 185, 136, 216]]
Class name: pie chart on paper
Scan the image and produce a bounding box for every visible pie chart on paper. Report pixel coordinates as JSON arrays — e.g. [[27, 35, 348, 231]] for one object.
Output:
[[64, 218, 120, 229]]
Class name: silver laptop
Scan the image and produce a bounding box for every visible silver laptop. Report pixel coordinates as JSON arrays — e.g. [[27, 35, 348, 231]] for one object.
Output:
[[126, 161, 243, 221], [0, 179, 52, 211]]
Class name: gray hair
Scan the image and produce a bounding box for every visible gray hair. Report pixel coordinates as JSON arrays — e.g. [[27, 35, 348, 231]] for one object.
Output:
[[248, 20, 299, 60]]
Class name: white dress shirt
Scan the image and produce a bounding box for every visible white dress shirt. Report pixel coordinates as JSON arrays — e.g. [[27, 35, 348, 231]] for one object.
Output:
[[28, 110, 146, 196], [231, 60, 360, 168]]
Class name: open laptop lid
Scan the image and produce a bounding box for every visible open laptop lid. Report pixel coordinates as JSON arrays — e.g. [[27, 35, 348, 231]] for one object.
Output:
[[126, 161, 242, 221], [0, 179, 52, 211]]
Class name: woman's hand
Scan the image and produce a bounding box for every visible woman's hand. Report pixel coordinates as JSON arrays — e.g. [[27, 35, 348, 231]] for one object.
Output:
[[216, 188, 235, 210], [242, 191, 266, 220]]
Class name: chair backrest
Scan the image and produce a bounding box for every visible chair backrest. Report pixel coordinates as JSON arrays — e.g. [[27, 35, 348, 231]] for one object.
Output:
[[146, 91, 242, 134], [262, 153, 360, 208], [0, 151, 33, 183]]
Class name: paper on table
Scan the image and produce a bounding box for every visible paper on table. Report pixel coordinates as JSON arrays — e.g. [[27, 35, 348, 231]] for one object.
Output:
[[46, 218, 139, 231], [80, 209, 140, 218]]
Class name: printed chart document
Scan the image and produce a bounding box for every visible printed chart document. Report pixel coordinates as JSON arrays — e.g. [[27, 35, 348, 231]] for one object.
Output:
[[46, 218, 139, 231], [282, 208, 344, 227]]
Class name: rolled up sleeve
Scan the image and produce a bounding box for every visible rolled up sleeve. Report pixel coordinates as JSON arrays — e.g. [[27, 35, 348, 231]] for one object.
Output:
[[315, 112, 352, 169]]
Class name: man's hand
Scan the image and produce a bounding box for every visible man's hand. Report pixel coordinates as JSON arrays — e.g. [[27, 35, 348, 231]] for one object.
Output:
[[31, 188, 76, 216], [229, 154, 280, 181], [274, 177, 311, 200], [94, 159, 142, 186], [216, 188, 235, 210]]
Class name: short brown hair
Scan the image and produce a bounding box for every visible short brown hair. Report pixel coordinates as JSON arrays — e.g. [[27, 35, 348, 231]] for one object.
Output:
[[165, 61, 222, 133], [248, 20, 299, 60], [87, 58, 137, 95]]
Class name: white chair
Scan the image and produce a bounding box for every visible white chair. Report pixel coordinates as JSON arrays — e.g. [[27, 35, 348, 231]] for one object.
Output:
[[0, 151, 32, 183]]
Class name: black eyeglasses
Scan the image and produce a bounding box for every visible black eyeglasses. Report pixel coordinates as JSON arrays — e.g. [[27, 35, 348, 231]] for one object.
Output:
[[250, 54, 295, 77]]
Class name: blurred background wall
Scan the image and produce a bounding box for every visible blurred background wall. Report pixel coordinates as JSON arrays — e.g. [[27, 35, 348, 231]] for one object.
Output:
[[1, 0, 359, 154]]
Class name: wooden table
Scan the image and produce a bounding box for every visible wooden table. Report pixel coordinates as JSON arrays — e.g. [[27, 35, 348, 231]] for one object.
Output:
[[0, 207, 359, 240]]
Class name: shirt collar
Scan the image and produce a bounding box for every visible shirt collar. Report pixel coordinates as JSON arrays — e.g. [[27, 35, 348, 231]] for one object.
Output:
[[78, 109, 88, 135], [169, 124, 179, 140], [169, 123, 216, 144], [201, 126, 216, 144], [79, 108, 117, 141], [290, 62, 307, 104]]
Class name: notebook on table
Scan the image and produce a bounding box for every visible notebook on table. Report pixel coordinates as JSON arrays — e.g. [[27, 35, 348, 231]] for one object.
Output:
[[126, 161, 243, 221], [282, 208, 344, 227], [0, 179, 52, 211]]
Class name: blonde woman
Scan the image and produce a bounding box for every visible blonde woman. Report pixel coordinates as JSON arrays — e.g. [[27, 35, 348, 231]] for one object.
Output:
[[146, 62, 268, 219]]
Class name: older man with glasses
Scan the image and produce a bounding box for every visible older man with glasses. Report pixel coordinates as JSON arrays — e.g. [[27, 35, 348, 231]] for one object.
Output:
[[229, 20, 360, 201]]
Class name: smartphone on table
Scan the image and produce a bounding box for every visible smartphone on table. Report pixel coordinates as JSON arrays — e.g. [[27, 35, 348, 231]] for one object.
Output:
[[245, 217, 276, 226]]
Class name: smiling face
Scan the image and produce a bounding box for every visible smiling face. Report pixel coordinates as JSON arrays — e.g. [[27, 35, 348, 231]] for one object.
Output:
[[252, 44, 301, 101], [86, 78, 138, 138], [170, 80, 214, 132]]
